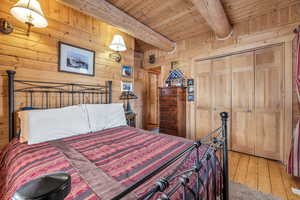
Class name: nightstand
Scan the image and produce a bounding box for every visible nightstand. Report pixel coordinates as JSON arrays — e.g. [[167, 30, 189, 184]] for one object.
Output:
[[125, 112, 136, 127]]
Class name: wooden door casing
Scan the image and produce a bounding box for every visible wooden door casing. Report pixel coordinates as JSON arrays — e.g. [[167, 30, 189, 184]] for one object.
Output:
[[147, 72, 159, 126], [231, 52, 255, 154], [254, 45, 283, 160]]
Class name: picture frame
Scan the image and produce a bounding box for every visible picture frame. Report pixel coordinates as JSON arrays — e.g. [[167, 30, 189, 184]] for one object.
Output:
[[187, 79, 194, 86], [188, 95, 194, 102], [171, 61, 179, 68], [121, 81, 133, 91], [58, 42, 95, 76], [121, 65, 133, 78], [188, 87, 194, 93]]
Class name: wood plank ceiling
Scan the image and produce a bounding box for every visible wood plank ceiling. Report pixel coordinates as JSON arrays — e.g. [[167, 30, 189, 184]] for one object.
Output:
[[106, 0, 299, 51]]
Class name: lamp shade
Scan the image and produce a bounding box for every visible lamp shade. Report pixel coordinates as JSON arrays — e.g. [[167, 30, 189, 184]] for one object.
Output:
[[109, 35, 127, 52], [10, 0, 48, 28], [119, 91, 138, 100]]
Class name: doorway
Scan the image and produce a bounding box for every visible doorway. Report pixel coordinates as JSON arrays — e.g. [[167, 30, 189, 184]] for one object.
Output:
[[146, 67, 161, 130]]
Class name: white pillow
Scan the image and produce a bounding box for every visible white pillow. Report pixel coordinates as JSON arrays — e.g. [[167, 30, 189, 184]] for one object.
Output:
[[26, 105, 90, 145], [84, 103, 127, 132]]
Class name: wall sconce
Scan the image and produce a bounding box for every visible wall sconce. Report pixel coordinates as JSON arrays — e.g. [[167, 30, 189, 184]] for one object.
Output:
[[109, 34, 127, 62], [10, 0, 48, 36], [0, 18, 14, 34]]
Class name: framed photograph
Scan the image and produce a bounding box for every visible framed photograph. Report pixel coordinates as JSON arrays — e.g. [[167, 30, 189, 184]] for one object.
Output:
[[171, 61, 179, 68], [187, 79, 194, 86], [121, 81, 133, 91], [188, 87, 194, 93], [122, 65, 133, 77], [188, 95, 194, 102], [58, 42, 95, 76]]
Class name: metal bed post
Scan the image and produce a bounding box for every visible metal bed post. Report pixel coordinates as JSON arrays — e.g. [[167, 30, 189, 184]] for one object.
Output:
[[7, 70, 16, 142], [221, 112, 229, 200], [106, 81, 112, 104]]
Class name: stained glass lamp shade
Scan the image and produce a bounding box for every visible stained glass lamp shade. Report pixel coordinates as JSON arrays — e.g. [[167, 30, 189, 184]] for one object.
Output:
[[119, 91, 138, 113]]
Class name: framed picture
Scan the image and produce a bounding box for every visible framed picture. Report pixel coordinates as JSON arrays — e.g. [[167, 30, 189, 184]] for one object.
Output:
[[121, 81, 133, 91], [188, 95, 194, 102], [188, 87, 194, 93], [187, 79, 194, 86], [58, 42, 95, 76], [122, 65, 133, 77], [171, 61, 179, 68]]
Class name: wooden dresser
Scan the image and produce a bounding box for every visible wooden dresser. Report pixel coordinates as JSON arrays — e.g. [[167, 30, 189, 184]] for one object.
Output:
[[159, 87, 186, 138]]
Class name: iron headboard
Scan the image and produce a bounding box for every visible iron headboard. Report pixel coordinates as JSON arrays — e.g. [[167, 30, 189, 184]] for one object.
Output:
[[6, 70, 113, 142]]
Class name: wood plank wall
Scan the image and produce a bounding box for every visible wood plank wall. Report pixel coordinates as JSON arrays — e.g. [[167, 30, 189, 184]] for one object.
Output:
[[142, 2, 300, 163], [0, 0, 139, 148]]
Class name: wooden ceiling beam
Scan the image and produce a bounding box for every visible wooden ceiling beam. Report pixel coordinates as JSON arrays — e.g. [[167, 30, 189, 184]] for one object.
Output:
[[191, 0, 233, 39], [57, 0, 175, 51]]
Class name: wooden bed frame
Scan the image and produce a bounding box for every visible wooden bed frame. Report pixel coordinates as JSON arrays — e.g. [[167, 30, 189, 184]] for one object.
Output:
[[6, 70, 229, 200]]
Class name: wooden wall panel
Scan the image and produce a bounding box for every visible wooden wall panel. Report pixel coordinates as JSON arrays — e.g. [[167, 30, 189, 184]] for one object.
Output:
[[0, 0, 136, 148]]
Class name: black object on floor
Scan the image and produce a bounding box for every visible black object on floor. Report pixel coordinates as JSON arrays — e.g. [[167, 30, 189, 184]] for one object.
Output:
[[12, 172, 71, 200]]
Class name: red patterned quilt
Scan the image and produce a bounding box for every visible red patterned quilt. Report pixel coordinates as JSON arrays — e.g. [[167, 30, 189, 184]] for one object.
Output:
[[0, 126, 221, 199]]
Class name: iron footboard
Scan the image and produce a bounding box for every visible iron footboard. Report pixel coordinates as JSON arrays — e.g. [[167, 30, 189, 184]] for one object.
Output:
[[111, 112, 229, 200]]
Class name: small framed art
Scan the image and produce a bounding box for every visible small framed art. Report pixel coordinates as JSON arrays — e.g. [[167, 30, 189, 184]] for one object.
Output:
[[58, 42, 95, 76], [187, 79, 194, 86], [188, 95, 194, 101], [188, 87, 194, 93], [121, 81, 133, 91], [122, 65, 133, 78]]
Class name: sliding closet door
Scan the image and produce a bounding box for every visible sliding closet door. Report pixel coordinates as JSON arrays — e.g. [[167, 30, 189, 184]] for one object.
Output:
[[255, 45, 283, 160], [231, 52, 255, 154], [195, 60, 212, 140], [212, 57, 232, 143]]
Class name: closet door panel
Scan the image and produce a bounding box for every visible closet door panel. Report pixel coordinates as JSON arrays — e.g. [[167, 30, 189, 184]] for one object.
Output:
[[231, 52, 255, 154], [255, 112, 281, 160], [195, 60, 212, 140], [212, 57, 231, 144], [255, 45, 283, 160]]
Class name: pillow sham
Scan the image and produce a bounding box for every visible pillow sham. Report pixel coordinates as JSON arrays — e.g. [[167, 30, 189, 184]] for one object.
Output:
[[84, 103, 127, 132], [18, 110, 30, 143], [18, 107, 40, 142], [20, 105, 90, 145]]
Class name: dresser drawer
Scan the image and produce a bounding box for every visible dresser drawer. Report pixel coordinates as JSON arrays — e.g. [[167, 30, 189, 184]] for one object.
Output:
[[160, 88, 177, 97], [159, 128, 178, 136], [160, 120, 178, 130], [160, 104, 176, 111], [160, 111, 177, 121], [160, 96, 177, 105]]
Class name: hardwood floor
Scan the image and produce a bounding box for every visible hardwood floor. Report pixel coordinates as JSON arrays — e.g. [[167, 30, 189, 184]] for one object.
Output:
[[229, 151, 300, 200]]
